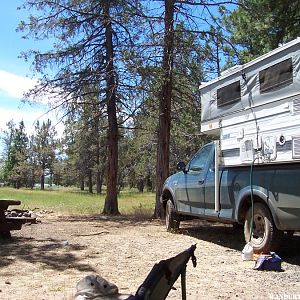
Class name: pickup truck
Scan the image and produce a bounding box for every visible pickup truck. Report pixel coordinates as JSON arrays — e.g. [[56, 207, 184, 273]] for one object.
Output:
[[160, 141, 300, 253]]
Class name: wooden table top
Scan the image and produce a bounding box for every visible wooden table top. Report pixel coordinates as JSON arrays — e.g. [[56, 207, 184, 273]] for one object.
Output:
[[0, 200, 21, 209]]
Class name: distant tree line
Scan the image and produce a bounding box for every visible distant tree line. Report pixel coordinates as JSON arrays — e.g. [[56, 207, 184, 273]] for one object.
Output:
[[1, 120, 56, 190], [1, 0, 298, 215]]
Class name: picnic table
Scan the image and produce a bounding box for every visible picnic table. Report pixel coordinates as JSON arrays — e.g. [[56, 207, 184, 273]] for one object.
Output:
[[0, 200, 36, 239]]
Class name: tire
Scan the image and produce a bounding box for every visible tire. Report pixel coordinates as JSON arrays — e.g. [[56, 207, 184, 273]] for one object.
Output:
[[0, 231, 11, 239], [165, 200, 180, 232], [286, 230, 295, 237], [244, 203, 280, 253]]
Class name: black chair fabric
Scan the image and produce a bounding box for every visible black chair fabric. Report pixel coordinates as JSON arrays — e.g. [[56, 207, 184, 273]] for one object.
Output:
[[130, 244, 197, 300]]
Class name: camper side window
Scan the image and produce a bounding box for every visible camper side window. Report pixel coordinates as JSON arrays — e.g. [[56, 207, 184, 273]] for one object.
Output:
[[259, 58, 293, 93], [217, 81, 241, 108]]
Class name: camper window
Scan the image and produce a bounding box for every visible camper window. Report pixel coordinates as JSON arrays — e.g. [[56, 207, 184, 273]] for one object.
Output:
[[217, 80, 241, 108], [259, 58, 293, 93]]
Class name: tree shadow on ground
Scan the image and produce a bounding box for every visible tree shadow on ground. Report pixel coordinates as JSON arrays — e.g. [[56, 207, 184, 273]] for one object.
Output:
[[276, 232, 300, 265], [0, 236, 97, 272], [55, 214, 161, 229], [179, 220, 245, 251], [178, 220, 300, 266]]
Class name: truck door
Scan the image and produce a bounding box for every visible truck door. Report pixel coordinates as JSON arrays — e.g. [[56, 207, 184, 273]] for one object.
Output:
[[175, 144, 214, 215], [204, 154, 233, 219]]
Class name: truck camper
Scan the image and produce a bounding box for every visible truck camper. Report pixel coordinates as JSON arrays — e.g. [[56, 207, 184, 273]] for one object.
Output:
[[201, 37, 300, 166], [161, 38, 300, 253]]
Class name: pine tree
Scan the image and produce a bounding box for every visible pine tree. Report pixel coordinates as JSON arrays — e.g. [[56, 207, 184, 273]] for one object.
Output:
[[224, 0, 300, 62], [18, 0, 145, 214], [2, 121, 30, 188], [33, 120, 57, 190]]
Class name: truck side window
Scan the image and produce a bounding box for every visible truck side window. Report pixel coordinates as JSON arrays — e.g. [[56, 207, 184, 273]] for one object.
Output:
[[188, 145, 213, 173]]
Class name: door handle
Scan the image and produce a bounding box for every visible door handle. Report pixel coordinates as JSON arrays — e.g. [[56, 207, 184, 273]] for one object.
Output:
[[198, 179, 204, 185]]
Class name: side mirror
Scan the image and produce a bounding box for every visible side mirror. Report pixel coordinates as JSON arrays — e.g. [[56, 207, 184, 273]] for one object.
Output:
[[176, 161, 186, 172]]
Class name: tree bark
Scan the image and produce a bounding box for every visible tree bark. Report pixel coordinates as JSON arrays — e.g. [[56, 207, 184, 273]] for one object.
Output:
[[88, 170, 93, 194], [155, 0, 175, 219], [40, 169, 45, 190], [102, 0, 119, 215], [80, 176, 84, 191], [96, 169, 101, 194], [97, 167, 105, 194], [94, 105, 102, 195]]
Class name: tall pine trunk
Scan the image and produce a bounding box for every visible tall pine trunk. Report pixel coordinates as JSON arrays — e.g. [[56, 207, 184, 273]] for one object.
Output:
[[102, 0, 119, 215], [88, 171, 93, 194], [80, 176, 84, 191], [96, 169, 101, 194], [40, 169, 45, 190], [93, 104, 102, 195], [155, 0, 175, 219]]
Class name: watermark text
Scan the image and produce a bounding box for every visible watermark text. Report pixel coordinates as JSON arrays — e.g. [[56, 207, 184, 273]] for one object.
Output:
[[269, 294, 300, 300]]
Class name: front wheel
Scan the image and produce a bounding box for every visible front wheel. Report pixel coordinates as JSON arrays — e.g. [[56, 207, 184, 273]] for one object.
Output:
[[165, 200, 180, 232], [0, 231, 11, 239], [244, 203, 280, 253]]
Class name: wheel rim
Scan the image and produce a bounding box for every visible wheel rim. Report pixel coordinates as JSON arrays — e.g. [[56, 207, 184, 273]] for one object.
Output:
[[252, 213, 266, 244]]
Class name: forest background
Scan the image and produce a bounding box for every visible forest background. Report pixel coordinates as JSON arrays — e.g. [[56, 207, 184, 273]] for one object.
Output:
[[0, 0, 299, 216]]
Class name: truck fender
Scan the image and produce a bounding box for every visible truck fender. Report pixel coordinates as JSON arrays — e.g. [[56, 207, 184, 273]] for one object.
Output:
[[161, 188, 178, 211], [235, 186, 281, 229]]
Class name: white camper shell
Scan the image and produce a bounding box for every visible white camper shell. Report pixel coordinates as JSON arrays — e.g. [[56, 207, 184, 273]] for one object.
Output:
[[200, 38, 300, 166]]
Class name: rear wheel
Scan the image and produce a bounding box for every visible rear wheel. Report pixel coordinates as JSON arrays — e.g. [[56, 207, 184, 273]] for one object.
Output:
[[286, 230, 294, 237], [244, 203, 280, 253], [165, 200, 180, 232]]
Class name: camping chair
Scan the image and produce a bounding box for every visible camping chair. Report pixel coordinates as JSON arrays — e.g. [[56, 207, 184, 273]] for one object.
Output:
[[75, 244, 197, 300], [128, 244, 197, 300]]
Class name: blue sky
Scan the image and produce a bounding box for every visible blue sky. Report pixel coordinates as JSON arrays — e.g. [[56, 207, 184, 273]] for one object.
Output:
[[0, 1, 61, 148]]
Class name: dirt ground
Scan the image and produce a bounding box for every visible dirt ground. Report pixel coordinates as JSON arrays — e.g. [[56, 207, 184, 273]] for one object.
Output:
[[0, 213, 299, 300]]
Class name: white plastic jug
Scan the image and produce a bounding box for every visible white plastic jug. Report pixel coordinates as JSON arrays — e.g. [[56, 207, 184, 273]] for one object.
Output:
[[242, 243, 254, 261]]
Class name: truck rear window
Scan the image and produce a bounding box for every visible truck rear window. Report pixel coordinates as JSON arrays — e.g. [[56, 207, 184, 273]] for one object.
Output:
[[259, 58, 293, 93], [217, 80, 241, 108]]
